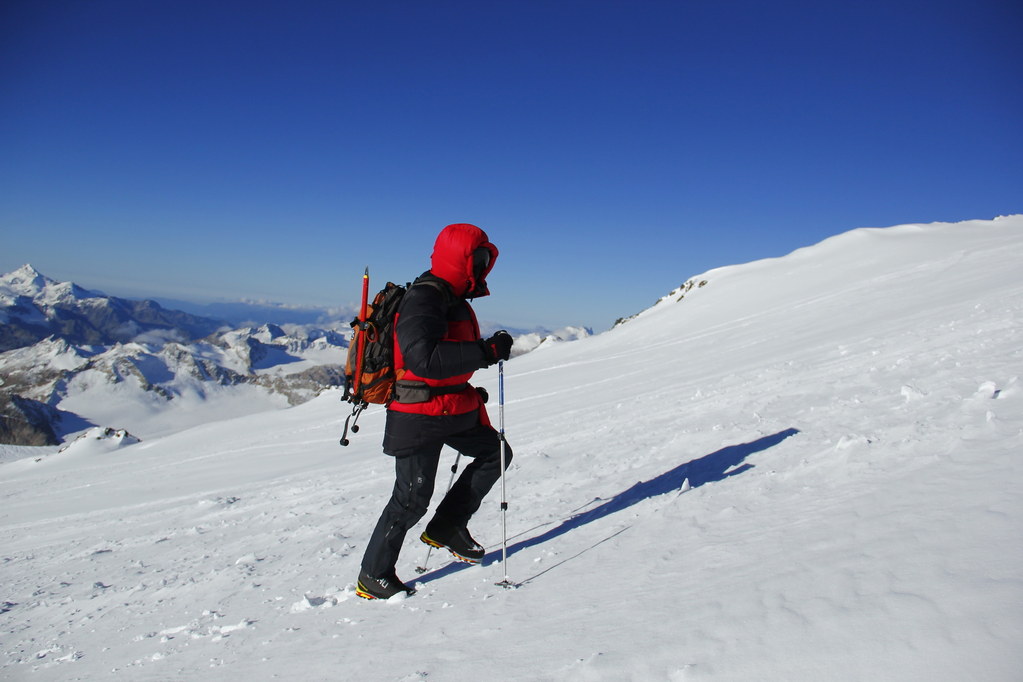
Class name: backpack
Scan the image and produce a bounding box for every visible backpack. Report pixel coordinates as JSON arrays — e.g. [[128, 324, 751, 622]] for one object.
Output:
[[339, 279, 406, 445], [339, 274, 448, 446], [343, 281, 407, 406]]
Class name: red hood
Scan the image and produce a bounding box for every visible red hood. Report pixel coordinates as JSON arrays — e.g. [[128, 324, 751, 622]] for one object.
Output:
[[430, 223, 498, 298]]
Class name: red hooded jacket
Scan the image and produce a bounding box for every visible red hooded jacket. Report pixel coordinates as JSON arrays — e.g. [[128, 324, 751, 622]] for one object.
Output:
[[388, 224, 498, 421]]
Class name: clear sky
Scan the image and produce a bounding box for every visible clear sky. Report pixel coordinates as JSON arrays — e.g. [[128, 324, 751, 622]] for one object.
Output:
[[2, 0, 1020, 330]]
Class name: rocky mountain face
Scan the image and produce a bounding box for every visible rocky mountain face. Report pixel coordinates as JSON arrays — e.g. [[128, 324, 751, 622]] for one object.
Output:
[[0, 392, 61, 446], [1, 266, 347, 445]]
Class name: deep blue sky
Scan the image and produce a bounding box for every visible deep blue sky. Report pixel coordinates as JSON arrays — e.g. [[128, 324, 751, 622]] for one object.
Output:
[[2, 1, 1020, 330]]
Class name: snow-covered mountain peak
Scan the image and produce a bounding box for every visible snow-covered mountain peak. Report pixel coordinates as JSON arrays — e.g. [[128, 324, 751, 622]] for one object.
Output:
[[251, 323, 287, 343], [0, 264, 51, 295], [0, 264, 96, 304]]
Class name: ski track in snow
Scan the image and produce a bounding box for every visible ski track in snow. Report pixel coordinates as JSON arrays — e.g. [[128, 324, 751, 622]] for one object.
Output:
[[2, 217, 1022, 681]]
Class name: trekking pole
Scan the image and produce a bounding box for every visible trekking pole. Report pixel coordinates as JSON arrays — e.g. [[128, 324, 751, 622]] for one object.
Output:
[[415, 452, 462, 574], [495, 360, 515, 588]]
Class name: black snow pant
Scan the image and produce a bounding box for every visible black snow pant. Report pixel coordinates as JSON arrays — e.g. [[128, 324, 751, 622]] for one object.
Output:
[[361, 418, 512, 578]]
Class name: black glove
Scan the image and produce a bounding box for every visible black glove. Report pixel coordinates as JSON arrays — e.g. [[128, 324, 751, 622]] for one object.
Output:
[[482, 330, 513, 364], [475, 386, 489, 404]]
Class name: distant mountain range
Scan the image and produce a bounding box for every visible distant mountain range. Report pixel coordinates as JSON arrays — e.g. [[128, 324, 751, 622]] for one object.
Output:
[[0, 265, 348, 445], [1, 265, 225, 351], [0, 265, 590, 446]]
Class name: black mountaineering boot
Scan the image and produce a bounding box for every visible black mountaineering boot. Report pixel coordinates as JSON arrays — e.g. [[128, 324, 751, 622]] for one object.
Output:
[[356, 570, 416, 600], [420, 523, 485, 564]]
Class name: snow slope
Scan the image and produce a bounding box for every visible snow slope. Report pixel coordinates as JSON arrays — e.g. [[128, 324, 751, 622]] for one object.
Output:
[[1, 217, 1021, 681]]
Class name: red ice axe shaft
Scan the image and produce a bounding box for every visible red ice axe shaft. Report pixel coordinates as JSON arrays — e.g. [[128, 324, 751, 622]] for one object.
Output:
[[352, 266, 370, 393]]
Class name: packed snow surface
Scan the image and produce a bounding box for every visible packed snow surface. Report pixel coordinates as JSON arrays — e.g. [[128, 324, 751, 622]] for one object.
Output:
[[2, 217, 1022, 681]]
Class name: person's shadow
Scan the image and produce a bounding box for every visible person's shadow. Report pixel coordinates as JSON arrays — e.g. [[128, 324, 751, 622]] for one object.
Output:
[[416, 428, 800, 585]]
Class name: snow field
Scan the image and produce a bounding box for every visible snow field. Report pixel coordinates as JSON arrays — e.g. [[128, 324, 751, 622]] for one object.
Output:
[[2, 217, 1021, 681]]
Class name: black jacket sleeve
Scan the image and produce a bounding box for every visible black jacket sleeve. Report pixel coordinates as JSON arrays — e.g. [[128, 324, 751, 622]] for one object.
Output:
[[396, 281, 488, 380]]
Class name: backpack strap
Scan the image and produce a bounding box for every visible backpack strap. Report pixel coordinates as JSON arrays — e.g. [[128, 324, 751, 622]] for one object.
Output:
[[409, 273, 456, 307]]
